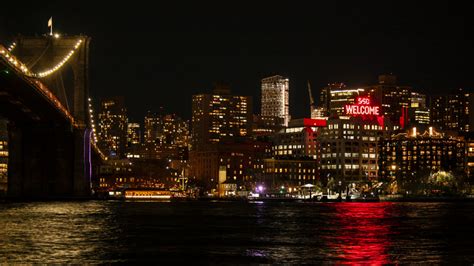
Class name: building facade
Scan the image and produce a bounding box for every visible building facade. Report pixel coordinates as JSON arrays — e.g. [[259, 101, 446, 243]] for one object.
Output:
[[261, 118, 327, 191], [191, 85, 252, 150], [252, 115, 285, 137], [97, 97, 128, 158], [189, 141, 271, 191], [364, 74, 412, 128], [261, 75, 290, 126], [379, 127, 466, 193], [319, 83, 365, 117], [431, 88, 474, 133], [409, 92, 430, 126]]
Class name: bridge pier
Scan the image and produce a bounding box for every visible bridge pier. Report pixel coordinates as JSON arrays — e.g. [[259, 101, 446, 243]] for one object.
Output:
[[7, 122, 91, 198]]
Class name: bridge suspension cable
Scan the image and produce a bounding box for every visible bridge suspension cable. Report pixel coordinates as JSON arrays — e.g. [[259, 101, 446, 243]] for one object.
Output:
[[33, 39, 83, 78], [1, 38, 84, 79]]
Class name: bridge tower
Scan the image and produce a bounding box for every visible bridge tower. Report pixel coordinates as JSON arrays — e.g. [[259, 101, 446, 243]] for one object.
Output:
[[13, 35, 91, 126], [3, 34, 94, 198]]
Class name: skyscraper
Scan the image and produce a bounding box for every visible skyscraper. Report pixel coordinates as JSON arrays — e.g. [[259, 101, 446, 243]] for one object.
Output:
[[318, 83, 365, 117], [364, 74, 412, 128], [97, 97, 128, 158], [431, 88, 474, 133], [144, 111, 164, 145], [261, 75, 290, 126], [409, 91, 430, 126], [127, 123, 141, 146], [142, 111, 189, 160], [191, 84, 252, 150]]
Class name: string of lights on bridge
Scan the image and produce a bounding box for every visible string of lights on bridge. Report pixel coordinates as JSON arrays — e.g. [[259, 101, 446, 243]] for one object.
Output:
[[1, 37, 83, 78], [1, 39, 107, 161], [8, 42, 16, 52], [88, 98, 98, 144], [0, 43, 76, 127], [34, 39, 83, 78]]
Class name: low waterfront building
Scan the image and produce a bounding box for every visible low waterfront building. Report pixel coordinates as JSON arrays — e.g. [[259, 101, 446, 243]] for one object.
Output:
[[378, 127, 466, 193], [260, 118, 326, 191], [188, 140, 271, 191]]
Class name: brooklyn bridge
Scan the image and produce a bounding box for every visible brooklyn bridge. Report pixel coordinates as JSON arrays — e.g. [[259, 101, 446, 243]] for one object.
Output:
[[0, 34, 104, 198]]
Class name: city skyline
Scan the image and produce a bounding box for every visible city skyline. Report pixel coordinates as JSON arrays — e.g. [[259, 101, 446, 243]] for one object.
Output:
[[1, 1, 473, 121], [2, 3, 474, 264]]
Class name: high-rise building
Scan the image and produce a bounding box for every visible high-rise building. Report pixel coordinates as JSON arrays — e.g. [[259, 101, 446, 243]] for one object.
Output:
[[127, 123, 141, 146], [261, 75, 290, 126], [431, 88, 474, 133], [125, 122, 142, 159], [191, 84, 252, 150], [319, 83, 365, 117], [144, 110, 165, 145], [162, 114, 189, 149], [97, 97, 128, 158], [364, 74, 412, 128], [143, 112, 189, 160], [0, 119, 8, 195], [409, 91, 430, 126]]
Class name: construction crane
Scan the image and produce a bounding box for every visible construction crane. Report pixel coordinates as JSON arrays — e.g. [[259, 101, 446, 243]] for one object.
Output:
[[308, 80, 316, 117]]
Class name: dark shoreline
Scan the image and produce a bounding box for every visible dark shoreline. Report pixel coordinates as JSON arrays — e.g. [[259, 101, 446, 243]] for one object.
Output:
[[2, 196, 474, 203]]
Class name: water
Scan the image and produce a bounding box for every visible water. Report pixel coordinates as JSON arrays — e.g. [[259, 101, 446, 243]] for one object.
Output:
[[1, 200, 473, 264]]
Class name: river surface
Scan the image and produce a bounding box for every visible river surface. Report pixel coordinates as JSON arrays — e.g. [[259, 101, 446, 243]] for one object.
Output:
[[0, 200, 473, 264]]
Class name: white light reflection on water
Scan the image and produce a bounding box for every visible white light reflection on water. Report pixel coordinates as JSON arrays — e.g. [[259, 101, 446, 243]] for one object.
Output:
[[0, 201, 121, 264]]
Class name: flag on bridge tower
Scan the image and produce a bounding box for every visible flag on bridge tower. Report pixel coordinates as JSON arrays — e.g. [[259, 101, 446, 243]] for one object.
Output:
[[48, 17, 53, 35]]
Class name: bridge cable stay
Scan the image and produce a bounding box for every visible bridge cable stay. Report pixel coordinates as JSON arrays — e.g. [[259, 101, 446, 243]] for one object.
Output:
[[24, 40, 51, 69], [56, 70, 71, 112]]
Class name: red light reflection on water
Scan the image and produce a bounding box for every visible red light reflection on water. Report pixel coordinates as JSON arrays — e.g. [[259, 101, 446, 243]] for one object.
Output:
[[328, 202, 393, 264]]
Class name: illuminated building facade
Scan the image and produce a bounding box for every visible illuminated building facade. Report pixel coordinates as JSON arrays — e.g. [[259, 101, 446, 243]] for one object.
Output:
[[318, 97, 397, 184], [261, 118, 327, 190], [319, 83, 365, 117], [466, 134, 474, 182], [364, 74, 412, 128], [191, 85, 252, 150], [98, 158, 180, 191], [162, 114, 189, 150], [263, 158, 319, 192], [311, 107, 327, 120], [98, 97, 128, 158], [252, 115, 285, 137], [318, 117, 391, 183], [271, 118, 325, 159], [379, 127, 466, 191], [261, 75, 290, 126], [409, 92, 430, 126], [189, 141, 271, 190], [0, 119, 7, 194], [127, 123, 141, 146], [142, 112, 189, 160], [431, 88, 474, 133], [125, 122, 142, 159]]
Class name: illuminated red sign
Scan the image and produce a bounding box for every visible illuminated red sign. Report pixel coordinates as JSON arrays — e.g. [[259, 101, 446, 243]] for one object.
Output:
[[304, 118, 327, 127], [345, 97, 380, 116]]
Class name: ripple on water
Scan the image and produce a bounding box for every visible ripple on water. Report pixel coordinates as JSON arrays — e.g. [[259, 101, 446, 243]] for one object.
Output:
[[0, 201, 473, 264]]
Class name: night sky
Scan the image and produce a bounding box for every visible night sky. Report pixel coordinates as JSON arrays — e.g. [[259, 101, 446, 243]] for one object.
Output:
[[1, 1, 473, 122]]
